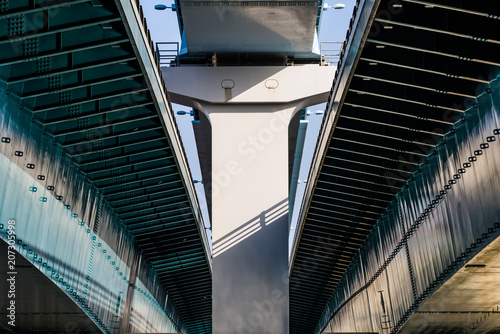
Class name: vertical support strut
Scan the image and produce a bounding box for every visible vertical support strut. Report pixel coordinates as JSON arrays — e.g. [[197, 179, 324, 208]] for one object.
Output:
[[163, 64, 335, 334]]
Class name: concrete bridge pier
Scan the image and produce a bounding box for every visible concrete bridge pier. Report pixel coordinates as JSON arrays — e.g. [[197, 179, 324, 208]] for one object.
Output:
[[163, 65, 335, 334]]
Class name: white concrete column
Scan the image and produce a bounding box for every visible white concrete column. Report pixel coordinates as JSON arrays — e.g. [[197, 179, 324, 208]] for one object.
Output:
[[162, 64, 335, 334], [205, 104, 293, 334]]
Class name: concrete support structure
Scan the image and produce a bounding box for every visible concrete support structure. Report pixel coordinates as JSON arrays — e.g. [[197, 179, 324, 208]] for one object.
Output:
[[164, 65, 335, 334]]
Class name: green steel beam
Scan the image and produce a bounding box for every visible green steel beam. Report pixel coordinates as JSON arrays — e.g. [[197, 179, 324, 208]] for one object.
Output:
[[349, 88, 464, 113], [344, 102, 454, 125], [0, 37, 129, 67], [110, 189, 186, 207], [62, 125, 161, 148], [0, 0, 90, 19], [336, 125, 436, 147], [322, 163, 405, 182], [359, 57, 490, 84], [8, 56, 137, 84], [367, 38, 500, 67], [0, 17, 122, 45], [98, 171, 179, 190], [123, 210, 194, 225], [22, 73, 143, 99], [317, 178, 394, 197], [119, 200, 191, 217], [76, 143, 167, 164], [113, 193, 186, 212], [33, 87, 148, 113], [53, 114, 157, 137], [310, 203, 381, 219], [83, 153, 169, 173], [354, 73, 476, 99], [103, 179, 181, 197], [330, 146, 420, 165], [52, 102, 153, 128], [313, 191, 386, 209], [91, 164, 177, 182], [130, 218, 195, 237]]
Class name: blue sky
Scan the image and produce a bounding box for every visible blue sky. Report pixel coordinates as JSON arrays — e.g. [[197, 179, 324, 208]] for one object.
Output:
[[139, 0, 355, 252]]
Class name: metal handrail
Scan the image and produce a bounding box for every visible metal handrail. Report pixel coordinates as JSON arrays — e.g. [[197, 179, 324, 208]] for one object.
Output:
[[156, 41, 179, 66], [320, 41, 344, 66]]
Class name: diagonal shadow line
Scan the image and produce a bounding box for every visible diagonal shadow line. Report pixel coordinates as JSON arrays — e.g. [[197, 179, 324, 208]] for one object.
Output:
[[213, 198, 288, 247], [213, 198, 288, 257]]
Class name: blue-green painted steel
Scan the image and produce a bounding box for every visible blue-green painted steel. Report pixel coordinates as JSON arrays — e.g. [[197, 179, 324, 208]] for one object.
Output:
[[0, 0, 212, 333], [318, 76, 500, 334], [0, 79, 182, 333]]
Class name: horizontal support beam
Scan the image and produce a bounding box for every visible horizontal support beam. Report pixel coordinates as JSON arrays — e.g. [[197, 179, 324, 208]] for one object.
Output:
[[334, 136, 428, 157], [349, 88, 464, 113], [91, 164, 176, 182], [336, 126, 436, 147], [34, 87, 148, 113], [318, 178, 394, 196], [354, 73, 476, 99], [54, 114, 157, 137], [151, 252, 207, 266], [321, 171, 400, 190], [325, 155, 413, 175], [99, 171, 179, 190], [315, 185, 391, 204], [305, 217, 370, 237], [124, 211, 194, 226], [367, 38, 500, 67], [119, 200, 190, 217], [110, 190, 185, 207], [0, 0, 89, 19], [9, 56, 137, 84], [330, 146, 420, 166], [64, 125, 162, 149], [1, 17, 122, 45], [359, 57, 489, 84], [322, 164, 405, 182], [103, 179, 180, 197], [308, 211, 375, 228], [344, 102, 454, 125], [340, 114, 445, 136], [0, 37, 129, 67], [23, 73, 143, 99], [130, 218, 195, 237], [401, 0, 500, 19], [375, 18, 500, 46], [75, 136, 166, 160], [311, 198, 382, 217], [314, 192, 386, 210]]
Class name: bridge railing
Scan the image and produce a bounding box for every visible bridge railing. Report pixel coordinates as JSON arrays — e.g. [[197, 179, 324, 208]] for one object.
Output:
[[320, 41, 343, 66], [156, 42, 179, 66]]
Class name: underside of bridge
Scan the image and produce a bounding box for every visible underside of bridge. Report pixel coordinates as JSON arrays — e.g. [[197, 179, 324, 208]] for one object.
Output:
[[0, 0, 211, 333], [1, 0, 500, 333], [290, 0, 500, 334]]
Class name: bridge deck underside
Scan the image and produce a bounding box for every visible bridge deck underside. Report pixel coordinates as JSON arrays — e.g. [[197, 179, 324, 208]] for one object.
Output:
[[178, 0, 320, 56], [0, 241, 103, 333], [0, 1, 211, 333], [400, 235, 500, 334], [290, 1, 500, 333]]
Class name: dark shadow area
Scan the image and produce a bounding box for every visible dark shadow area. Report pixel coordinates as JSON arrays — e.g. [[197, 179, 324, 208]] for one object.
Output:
[[212, 199, 289, 334], [0, 240, 102, 334]]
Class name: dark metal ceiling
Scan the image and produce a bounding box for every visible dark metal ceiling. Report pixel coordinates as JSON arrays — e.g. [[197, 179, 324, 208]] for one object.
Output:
[[289, 0, 500, 333], [0, 0, 211, 333]]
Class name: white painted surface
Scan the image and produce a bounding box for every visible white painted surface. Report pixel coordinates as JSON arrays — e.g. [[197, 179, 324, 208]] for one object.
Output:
[[163, 65, 335, 106], [162, 65, 335, 334], [208, 104, 292, 334]]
